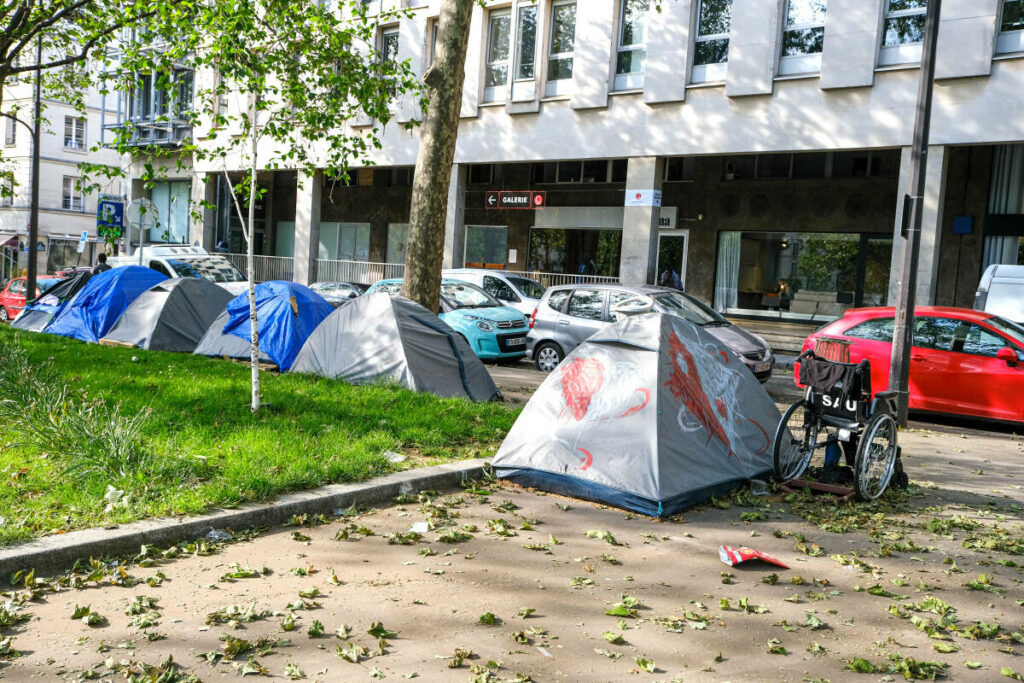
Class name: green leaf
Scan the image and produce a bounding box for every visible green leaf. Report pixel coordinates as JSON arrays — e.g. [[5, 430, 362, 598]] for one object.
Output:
[[635, 656, 655, 673], [367, 622, 398, 639], [517, 607, 535, 618], [1003, 666, 1024, 681], [284, 662, 306, 680], [585, 530, 621, 546], [931, 642, 959, 653], [478, 612, 496, 626], [281, 612, 296, 632], [964, 662, 982, 670], [802, 612, 827, 630], [307, 620, 324, 638], [846, 657, 876, 673], [603, 631, 624, 644]]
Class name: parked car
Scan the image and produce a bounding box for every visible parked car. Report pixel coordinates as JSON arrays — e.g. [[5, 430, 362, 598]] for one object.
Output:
[[366, 278, 529, 361], [975, 264, 1024, 324], [108, 246, 249, 295], [796, 306, 1024, 424], [55, 266, 94, 278], [442, 269, 546, 317], [527, 284, 775, 380], [310, 281, 367, 307], [0, 276, 63, 321]]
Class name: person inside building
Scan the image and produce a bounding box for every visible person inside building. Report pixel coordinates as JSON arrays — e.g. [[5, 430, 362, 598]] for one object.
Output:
[[659, 267, 682, 290], [91, 253, 112, 274]]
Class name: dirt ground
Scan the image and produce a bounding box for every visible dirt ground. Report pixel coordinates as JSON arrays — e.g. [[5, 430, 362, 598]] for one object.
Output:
[[1, 421, 1022, 682]]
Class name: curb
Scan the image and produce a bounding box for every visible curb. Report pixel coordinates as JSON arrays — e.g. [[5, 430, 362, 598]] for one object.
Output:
[[0, 460, 487, 584]]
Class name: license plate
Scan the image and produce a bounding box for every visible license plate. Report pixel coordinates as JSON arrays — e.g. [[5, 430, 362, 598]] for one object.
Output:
[[506, 337, 525, 347], [754, 361, 772, 374]]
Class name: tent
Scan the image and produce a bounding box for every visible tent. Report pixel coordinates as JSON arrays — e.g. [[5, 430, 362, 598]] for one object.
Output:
[[45, 266, 168, 343], [291, 292, 501, 402], [491, 313, 785, 517], [12, 271, 93, 332], [193, 281, 332, 370], [100, 278, 234, 352]]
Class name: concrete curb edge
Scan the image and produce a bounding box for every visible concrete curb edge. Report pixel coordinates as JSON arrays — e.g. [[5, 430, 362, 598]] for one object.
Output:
[[0, 460, 488, 583]]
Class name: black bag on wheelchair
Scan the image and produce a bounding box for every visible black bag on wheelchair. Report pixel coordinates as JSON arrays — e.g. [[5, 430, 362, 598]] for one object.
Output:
[[799, 353, 871, 424]]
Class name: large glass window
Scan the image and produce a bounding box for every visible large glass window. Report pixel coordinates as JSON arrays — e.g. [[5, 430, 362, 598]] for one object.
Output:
[[880, 0, 927, 65], [615, 0, 649, 89], [150, 181, 190, 243], [62, 176, 83, 211], [528, 228, 621, 277], [4, 117, 15, 145], [484, 9, 512, 100], [779, 0, 826, 75], [386, 223, 409, 264], [64, 116, 86, 150], [714, 231, 893, 321], [998, 0, 1024, 53], [693, 0, 731, 83], [320, 222, 370, 261], [465, 225, 508, 267], [515, 5, 538, 80], [547, 0, 576, 94]]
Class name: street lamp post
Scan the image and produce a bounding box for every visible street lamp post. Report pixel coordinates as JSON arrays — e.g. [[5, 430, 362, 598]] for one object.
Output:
[[26, 36, 43, 301], [888, 0, 942, 426]]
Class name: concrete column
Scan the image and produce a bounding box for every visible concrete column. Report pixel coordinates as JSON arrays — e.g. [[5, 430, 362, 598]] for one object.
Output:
[[643, 0, 693, 105], [935, 0, 999, 81], [189, 174, 216, 249], [820, 0, 884, 90], [570, 0, 613, 110], [293, 170, 322, 285], [725, 0, 780, 97], [442, 163, 466, 269], [619, 156, 663, 286], [888, 145, 949, 306]]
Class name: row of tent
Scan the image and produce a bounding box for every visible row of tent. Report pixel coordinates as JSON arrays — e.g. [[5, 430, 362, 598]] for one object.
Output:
[[13, 266, 500, 402], [13, 266, 788, 518]]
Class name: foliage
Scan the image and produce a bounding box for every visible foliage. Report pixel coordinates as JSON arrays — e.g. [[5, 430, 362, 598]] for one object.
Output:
[[796, 235, 860, 292]]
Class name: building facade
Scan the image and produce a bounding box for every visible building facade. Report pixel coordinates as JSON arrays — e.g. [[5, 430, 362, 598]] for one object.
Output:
[[165, 0, 1024, 322], [1, 77, 127, 280]]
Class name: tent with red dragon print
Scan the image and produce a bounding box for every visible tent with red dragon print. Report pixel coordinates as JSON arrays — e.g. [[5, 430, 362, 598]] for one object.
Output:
[[491, 313, 789, 517]]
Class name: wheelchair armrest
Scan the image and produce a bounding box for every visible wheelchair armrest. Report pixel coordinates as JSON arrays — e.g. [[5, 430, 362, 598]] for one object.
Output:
[[872, 390, 898, 417]]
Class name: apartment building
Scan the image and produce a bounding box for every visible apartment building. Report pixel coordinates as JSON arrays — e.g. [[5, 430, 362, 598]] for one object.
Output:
[[159, 0, 1024, 323], [0, 76, 127, 279]]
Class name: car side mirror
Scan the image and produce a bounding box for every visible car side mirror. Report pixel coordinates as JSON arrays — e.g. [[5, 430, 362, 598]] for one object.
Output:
[[348, 292, 358, 298], [996, 347, 1019, 366]]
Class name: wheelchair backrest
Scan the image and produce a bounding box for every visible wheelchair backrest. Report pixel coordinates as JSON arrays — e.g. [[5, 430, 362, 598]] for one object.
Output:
[[799, 353, 872, 422]]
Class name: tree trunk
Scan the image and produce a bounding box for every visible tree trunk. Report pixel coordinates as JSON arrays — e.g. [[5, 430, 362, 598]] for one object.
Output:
[[400, 0, 474, 312], [248, 94, 261, 413]]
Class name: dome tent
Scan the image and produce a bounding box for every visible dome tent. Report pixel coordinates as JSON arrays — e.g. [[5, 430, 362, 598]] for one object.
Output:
[[12, 270, 93, 332], [45, 266, 168, 343], [291, 292, 500, 402], [193, 281, 332, 371], [491, 313, 786, 517], [101, 278, 234, 352]]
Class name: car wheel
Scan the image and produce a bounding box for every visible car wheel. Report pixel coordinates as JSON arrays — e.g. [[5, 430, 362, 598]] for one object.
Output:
[[0, 307, 9, 322], [534, 342, 564, 373]]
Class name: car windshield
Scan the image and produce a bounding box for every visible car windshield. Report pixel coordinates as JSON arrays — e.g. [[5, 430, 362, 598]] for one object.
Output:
[[312, 283, 355, 297], [167, 257, 246, 283], [506, 276, 545, 299], [441, 282, 501, 309], [651, 292, 727, 326], [373, 282, 404, 296], [986, 315, 1024, 348]]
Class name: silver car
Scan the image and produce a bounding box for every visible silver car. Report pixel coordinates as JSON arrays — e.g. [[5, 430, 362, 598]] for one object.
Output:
[[526, 284, 775, 382]]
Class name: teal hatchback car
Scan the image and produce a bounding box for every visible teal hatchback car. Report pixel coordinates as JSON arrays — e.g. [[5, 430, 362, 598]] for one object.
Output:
[[366, 278, 529, 361]]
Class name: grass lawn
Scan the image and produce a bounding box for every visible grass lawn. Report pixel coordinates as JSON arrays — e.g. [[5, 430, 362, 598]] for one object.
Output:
[[0, 325, 519, 547]]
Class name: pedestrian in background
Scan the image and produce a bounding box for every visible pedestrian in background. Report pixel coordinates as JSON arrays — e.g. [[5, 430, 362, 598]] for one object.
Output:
[[92, 253, 112, 275]]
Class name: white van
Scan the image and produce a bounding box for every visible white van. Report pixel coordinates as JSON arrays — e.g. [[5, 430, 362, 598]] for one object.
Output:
[[975, 264, 1024, 324], [108, 246, 249, 296], [442, 268, 546, 317]]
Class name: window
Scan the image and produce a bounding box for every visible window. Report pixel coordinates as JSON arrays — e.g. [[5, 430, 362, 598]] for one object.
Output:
[[547, 289, 571, 312], [998, 0, 1024, 53], [913, 316, 957, 352], [484, 9, 512, 101], [845, 318, 895, 342], [467, 164, 494, 185], [693, 0, 731, 83], [4, 117, 14, 145], [779, 0, 826, 76], [62, 176, 84, 211], [664, 157, 696, 182], [959, 323, 1008, 357], [0, 176, 12, 207], [880, 0, 927, 65], [465, 225, 508, 267], [615, 0, 649, 90], [515, 5, 538, 80], [428, 19, 439, 66], [832, 149, 900, 178], [320, 222, 371, 261], [567, 289, 606, 320], [64, 116, 86, 149], [389, 167, 414, 186], [531, 160, 624, 184], [546, 1, 576, 95], [386, 223, 409, 264], [529, 228, 622, 277]]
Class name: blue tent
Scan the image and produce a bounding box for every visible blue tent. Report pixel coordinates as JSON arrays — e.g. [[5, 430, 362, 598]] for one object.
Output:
[[12, 271, 93, 332], [46, 266, 168, 343], [217, 281, 332, 371]]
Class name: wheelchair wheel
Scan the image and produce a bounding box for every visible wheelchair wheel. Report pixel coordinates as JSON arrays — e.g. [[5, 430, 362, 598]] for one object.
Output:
[[773, 399, 817, 481], [853, 412, 899, 501]]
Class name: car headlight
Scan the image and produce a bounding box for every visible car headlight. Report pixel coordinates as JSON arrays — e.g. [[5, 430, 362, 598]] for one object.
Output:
[[476, 320, 494, 332]]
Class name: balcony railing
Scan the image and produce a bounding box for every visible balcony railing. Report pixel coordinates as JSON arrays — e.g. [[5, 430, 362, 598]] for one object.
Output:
[[314, 259, 405, 285], [223, 253, 294, 282], [497, 270, 620, 287]]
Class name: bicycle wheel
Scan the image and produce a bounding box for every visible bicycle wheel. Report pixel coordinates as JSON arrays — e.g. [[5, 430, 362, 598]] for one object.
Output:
[[772, 399, 817, 481], [853, 413, 899, 501]]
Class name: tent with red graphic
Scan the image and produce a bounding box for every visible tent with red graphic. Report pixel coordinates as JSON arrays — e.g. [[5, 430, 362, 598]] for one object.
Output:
[[491, 313, 787, 517]]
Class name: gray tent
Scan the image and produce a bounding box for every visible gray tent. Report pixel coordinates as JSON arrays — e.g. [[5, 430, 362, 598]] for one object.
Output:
[[291, 292, 500, 402], [491, 313, 785, 517], [193, 310, 273, 364], [101, 278, 234, 352]]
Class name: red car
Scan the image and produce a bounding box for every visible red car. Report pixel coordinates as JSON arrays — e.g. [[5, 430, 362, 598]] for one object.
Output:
[[796, 306, 1024, 424], [0, 276, 62, 322]]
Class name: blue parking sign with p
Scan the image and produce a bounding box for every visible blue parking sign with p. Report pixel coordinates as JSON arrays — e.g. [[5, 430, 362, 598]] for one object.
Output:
[[97, 196, 124, 238]]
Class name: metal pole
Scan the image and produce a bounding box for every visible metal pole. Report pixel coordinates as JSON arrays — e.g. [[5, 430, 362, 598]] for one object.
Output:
[[888, 0, 942, 426], [26, 36, 42, 300]]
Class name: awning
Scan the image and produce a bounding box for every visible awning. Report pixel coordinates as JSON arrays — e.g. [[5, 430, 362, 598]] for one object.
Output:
[[0, 233, 17, 247]]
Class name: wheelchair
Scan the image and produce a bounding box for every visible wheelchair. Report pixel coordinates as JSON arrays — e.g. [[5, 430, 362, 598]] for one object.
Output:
[[771, 346, 907, 501]]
